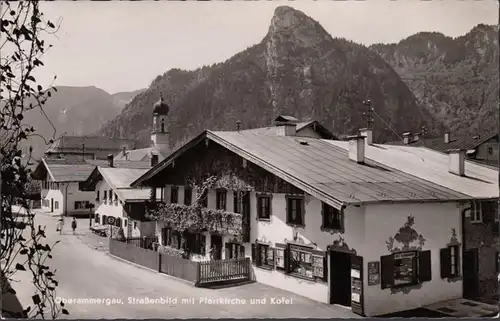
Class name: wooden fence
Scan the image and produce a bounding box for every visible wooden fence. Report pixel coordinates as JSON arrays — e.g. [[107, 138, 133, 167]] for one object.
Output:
[[125, 237, 157, 250], [198, 257, 251, 286], [109, 238, 251, 286]]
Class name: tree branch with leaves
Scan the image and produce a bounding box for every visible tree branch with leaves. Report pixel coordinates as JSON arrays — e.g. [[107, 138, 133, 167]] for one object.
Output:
[[1, 1, 67, 319]]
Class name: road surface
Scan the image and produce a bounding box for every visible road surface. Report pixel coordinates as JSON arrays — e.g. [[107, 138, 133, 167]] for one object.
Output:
[[10, 208, 359, 319]]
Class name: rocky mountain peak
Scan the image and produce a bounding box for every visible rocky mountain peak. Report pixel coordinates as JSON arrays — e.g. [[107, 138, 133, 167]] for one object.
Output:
[[267, 6, 331, 47]]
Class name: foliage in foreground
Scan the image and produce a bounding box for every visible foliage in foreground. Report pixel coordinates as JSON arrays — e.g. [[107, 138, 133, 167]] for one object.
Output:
[[1, 1, 67, 318]]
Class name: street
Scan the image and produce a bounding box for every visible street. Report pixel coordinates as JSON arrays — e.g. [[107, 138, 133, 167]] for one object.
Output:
[[10, 207, 360, 319]]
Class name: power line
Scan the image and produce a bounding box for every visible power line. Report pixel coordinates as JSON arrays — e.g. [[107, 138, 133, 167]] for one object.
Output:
[[370, 105, 405, 142]]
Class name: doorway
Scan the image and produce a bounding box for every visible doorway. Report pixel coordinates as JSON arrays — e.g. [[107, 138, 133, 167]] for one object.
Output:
[[463, 248, 479, 299], [210, 234, 223, 260], [329, 250, 352, 307], [50, 198, 54, 213]]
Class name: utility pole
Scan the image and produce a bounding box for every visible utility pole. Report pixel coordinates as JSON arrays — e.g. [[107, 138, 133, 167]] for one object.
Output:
[[362, 100, 374, 130], [421, 125, 427, 147]]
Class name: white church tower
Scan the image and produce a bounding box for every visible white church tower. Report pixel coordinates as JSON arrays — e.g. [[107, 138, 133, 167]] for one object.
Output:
[[151, 92, 170, 152]]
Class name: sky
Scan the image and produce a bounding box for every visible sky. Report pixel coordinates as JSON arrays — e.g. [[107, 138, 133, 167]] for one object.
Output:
[[31, 0, 499, 94]]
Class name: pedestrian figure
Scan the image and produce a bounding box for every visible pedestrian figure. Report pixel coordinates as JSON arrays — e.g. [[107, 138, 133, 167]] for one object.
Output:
[[57, 215, 65, 235], [71, 217, 77, 235]]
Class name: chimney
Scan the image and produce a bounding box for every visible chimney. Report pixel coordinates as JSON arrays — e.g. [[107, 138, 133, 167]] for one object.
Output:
[[359, 128, 373, 145], [347, 135, 365, 164], [447, 149, 465, 176], [275, 121, 296, 137], [403, 132, 412, 145], [107, 154, 114, 168], [236, 120, 241, 132], [444, 132, 450, 144], [151, 154, 159, 168]]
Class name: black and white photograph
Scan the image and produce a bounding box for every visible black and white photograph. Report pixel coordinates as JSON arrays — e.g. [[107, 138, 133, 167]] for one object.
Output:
[[1, 0, 499, 319]]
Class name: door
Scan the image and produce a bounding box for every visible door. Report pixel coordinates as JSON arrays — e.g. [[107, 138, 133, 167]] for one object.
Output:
[[50, 198, 54, 213], [463, 248, 479, 299], [329, 250, 352, 307], [210, 234, 223, 260]]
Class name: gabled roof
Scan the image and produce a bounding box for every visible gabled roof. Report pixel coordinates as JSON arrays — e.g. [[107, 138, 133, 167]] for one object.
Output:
[[274, 115, 300, 123], [114, 147, 167, 162], [80, 166, 150, 202], [326, 141, 498, 199], [240, 120, 336, 139], [387, 130, 497, 153], [31, 158, 150, 182], [45, 135, 139, 154], [132, 130, 470, 209]]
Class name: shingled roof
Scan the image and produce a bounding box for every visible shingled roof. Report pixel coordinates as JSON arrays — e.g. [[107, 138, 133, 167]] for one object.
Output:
[[31, 158, 150, 182], [387, 130, 497, 153], [240, 120, 336, 139], [132, 130, 471, 209], [80, 167, 151, 202], [326, 141, 498, 199], [45, 136, 139, 154]]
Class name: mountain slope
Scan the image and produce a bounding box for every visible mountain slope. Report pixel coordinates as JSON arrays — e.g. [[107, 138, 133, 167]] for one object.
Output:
[[22, 86, 142, 159], [370, 24, 499, 135], [98, 6, 442, 146]]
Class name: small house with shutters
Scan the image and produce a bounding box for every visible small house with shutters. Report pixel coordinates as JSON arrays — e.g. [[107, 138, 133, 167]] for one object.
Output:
[[327, 130, 499, 304], [79, 156, 155, 239], [130, 120, 479, 317]]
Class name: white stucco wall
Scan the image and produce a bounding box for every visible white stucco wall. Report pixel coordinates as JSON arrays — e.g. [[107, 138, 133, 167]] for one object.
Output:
[[94, 180, 128, 235], [40, 173, 93, 216], [362, 202, 462, 316]]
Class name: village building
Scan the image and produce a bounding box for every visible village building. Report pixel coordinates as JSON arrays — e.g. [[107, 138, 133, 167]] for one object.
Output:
[[44, 135, 140, 161], [31, 158, 149, 216], [388, 130, 499, 168], [113, 95, 171, 162], [129, 119, 495, 317], [329, 129, 500, 304], [79, 156, 156, 239]]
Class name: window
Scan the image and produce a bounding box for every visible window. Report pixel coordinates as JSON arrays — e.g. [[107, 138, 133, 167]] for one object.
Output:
[[322, 202, 344, 230], [257, 195, 271, 220], [216, 189, 227, 210], [226, 243, 245, 259], [115, 217, 122, 227], [75, 201, 81, 209], [54, 201, 59, 210], [286, 196, 304, 226], [170, 187, 178, 204], [133, 221, 137, 229], [94, 213, 99, 223], [381, 250, 432, 289], [96, 190, 100, 202], [288, 245, 314, 278], [102, 215, 107, 225], [471, 201, 482, 223], [124, 219, 127, 227], [108, 189, 112, 200], [252, 243, 274, 268], [103, 190, 107, 201], [114, 193, 118, 201], [233, 191, 242, 214], [488, 146, 493, 155], [441, 245, 460, 278], [184, 232, 206, 255], [184, 187, 192, 206]]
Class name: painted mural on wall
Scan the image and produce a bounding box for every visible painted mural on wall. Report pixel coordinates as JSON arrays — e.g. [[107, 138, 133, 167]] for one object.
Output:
[[386, 215, 426, 253], [385, 215, 426, 294]]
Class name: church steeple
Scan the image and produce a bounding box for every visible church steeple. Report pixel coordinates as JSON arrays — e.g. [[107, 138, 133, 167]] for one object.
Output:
[[151, 92, 170, 151]]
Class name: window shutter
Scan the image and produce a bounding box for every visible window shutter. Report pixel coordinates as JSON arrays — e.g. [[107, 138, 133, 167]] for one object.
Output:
[[419, 250, 432, 282], [251, 244, 257, 265], [380, 255, 394, 289], [323, 256, 328, 281], [440, 248, 451, 278], [492, 222, 499, 237]]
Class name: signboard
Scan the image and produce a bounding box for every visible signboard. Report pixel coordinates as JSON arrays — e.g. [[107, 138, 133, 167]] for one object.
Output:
[[107, 216, 115, 225], [312, 255, 324, 278], [368, 261, 380, 286]]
